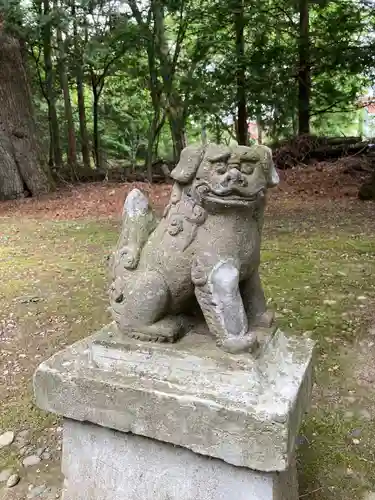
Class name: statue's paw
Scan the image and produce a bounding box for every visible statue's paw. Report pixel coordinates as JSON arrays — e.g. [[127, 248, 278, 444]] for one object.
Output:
[[125, 317, 186, 344], [191, 258, 208, 286], [128, 331, 151, 342], [127, 330, 169, 343], [119, 245, 140, 269], [218, 333, 258, 354]]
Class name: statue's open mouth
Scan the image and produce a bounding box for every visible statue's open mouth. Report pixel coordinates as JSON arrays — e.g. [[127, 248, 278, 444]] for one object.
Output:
[[203, 193, 258, 206], [196, 183, 264, 207]]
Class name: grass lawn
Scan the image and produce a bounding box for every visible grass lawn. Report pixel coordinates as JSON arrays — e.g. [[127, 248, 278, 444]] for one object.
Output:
[[0, 197, 375, 499]]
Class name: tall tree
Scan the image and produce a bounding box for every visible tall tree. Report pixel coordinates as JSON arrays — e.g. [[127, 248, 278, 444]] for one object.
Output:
[[234, 0, 247, 145], [85, 1, 129, 169], [152, 0, 186, 160], [124, 0, 163, 178], [55, 1, 77, 176], [128, 0, 187, 162], [298, 0, 310, 135], [72, 0, 90, 169], [41, 0, 63, 166], [0, 26, 51, 199]]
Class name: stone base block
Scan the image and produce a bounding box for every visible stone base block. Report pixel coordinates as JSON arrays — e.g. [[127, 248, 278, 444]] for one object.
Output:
[[34, 323, 314, 472], [62, 418, 298, 500]]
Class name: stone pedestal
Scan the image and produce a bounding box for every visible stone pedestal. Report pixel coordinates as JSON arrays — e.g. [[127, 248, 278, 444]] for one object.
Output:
[[33, 323, 315, 500], [61, 419, 297, 500]]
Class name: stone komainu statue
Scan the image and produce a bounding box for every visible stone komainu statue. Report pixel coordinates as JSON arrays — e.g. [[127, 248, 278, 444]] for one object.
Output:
[[108, 143, 279, 353]]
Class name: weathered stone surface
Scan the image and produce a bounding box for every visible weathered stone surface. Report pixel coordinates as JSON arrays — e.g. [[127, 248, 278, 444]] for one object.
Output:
[[27, 484, 47, 498], [22, 455, 41, 467], [14, 429, 30, 450], [19, 445, 33, 456], [108, 143, 280, 353], [17, 430, 30, 439], [41, 451, 51, 461], [0, 469, 13, 483], [6, 473, 20, 488], [61, 419, 298, 500], [34, 323, 314, 472], [0, 431, 14, 449]]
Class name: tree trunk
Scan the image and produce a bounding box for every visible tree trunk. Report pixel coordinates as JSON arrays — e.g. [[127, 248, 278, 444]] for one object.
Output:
[[42, 0, 62, 168], [144, 16, 166, 179], [201, 122, 207, 145], [47, 104, 61, 167], [170, 121, 186, 160], [56, 7, 77, 177], [234, 0, 247, 145], [76, 71, 90, 169], [292, 111, 298, 136], [169, 99, 186, 162], [145, 108, 166, 182], [215, 116, 222, 144], [0, 31, 51, 199], [298, 0, 310, 135], [0, 130, 24, 199], [166, 91, 186, 161], [145, 46, 161, 181], [146, 113, 159, 182], [48, 132, 54, 166], [152, 0, 186, 161], [72, 1, 90, 170], [92, 87, 101, 169], [128, 0, 187, 163]]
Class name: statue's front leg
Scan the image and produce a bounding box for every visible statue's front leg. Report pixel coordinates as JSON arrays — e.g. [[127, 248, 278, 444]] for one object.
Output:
[[192, 259, 257, 354]]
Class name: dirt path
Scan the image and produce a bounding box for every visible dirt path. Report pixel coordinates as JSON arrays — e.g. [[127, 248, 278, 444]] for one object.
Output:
[[0, 160, 372, 222], [0, 175, 374, 499]]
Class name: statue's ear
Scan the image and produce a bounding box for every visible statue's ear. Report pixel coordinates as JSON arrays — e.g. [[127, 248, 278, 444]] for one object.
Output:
[[257, 145, 279, 188], [170, 145, 205, 184]]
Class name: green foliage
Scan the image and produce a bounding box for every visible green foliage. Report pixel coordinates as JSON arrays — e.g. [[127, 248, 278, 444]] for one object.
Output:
[[1, 0, 374, 172], [100, 75, 152, 161], [312, 111, 362, 137]]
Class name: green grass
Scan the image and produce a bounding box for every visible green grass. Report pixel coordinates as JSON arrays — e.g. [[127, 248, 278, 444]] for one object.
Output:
[[1, 216, 375, 498], [261, 230, 375, 499], [0, 220, 117, 443]]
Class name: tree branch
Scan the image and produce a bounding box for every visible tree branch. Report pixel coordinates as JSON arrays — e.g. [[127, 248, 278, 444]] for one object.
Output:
[[213, 114, 237, 140], [171, 0, 187, 75], [29, 45, 48, 102], [126, 0, 144, 26], [310, 98, 357, 116]]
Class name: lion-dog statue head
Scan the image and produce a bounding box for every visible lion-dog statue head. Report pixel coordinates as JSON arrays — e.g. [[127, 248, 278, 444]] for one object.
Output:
[[170, 143, 279, 209]]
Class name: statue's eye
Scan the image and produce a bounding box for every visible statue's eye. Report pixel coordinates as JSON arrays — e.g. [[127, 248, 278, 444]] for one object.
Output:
[[241, 163, 255, 175], [215, 164, 227, 174]]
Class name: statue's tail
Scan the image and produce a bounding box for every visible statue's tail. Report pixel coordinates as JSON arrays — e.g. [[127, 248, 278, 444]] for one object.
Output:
[[122, 188, 152, 221], [109, 189, 157, 279]]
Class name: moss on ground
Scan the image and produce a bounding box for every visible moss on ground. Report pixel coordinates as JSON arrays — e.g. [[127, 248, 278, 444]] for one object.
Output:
[[261, 229, 375, 499], [1, 216, 375, 499], [0, 220, 116, 448]]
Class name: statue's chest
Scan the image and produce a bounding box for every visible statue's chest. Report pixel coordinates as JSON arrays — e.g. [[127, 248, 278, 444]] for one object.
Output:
[[200, 211, 258, 249]]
